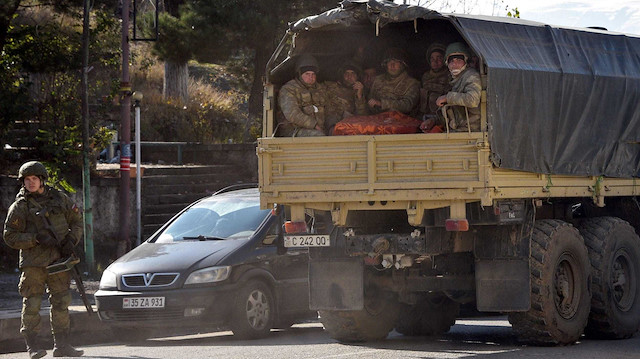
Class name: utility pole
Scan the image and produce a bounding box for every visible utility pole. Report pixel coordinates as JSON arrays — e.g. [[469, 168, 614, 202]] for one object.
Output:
[[132, 91, 143, 247], [81, 0, 94, 272], [118, 0, 132, 255]]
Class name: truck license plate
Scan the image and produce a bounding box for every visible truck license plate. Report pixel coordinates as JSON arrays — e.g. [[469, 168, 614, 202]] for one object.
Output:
[[123, 297, 165, 309], [284, 235, 330, 247]]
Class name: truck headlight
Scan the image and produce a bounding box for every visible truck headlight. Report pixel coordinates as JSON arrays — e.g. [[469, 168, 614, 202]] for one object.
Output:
[[185, 266, 231, 285], [99, 269, 117, 289]]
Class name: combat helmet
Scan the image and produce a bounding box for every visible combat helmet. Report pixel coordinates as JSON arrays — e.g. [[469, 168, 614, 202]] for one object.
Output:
[[426, 43, 446, 59], [339, 60, 363, 80], [445, 42, 470, 63], [296, 53, 320, 75], [18, 161, 48, 182], [382, 47, 408, 67]]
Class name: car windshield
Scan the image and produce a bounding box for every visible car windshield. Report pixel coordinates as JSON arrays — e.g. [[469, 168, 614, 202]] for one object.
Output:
[[154, 195, 271, 243]]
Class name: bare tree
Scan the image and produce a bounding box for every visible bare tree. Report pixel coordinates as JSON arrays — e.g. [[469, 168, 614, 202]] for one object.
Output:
[[407, 0, 511, 16]]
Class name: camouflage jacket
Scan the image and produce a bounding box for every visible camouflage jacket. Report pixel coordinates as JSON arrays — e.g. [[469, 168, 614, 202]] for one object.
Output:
[[441, 67, 482, 132], [368, 71, 420, 115], [3, 186, 83, 268], [419, 68, 451, 116], [325, 81, 367, 119], [278, 77, 335, 135]]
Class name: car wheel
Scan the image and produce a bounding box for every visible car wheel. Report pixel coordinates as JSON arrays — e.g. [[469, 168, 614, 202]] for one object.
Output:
[[230, 280, 274, 339]]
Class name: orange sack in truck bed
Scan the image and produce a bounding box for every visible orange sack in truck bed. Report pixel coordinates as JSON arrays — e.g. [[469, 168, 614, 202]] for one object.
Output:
[[332, 111, 422, 135]]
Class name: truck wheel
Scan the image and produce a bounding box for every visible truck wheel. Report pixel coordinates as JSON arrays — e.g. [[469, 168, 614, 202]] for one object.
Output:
[[508, 219, 591, 345], [319, 291, 399, 342], [579, 217, 640, 339], [395, 293, 460, 336], [230, 280, 274, 339]]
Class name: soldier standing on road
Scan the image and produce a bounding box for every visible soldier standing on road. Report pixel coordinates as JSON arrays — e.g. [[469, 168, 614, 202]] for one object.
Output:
[[421, 42, 482, 132], [277, 54, 337, 136], [367, 47, 420, 115], [3, 161, 84, 358]]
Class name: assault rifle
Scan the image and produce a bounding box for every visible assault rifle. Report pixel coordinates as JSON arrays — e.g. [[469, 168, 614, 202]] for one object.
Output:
[[35, 208, 94, 316]]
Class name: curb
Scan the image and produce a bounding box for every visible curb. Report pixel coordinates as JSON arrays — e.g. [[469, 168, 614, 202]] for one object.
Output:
[[0, 305, 109, 354]]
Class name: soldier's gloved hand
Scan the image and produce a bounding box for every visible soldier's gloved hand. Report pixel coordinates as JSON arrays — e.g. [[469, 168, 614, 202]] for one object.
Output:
[[60, 235, 76, 257], [36, 230, 57, 247]]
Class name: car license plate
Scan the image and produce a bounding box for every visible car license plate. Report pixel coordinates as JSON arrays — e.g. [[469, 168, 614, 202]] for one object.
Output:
[[122, 297, 165, 309], [284, 235, 330, 247]]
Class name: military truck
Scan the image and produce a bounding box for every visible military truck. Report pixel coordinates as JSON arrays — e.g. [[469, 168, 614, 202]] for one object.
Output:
[[257, 0, 640, 345]]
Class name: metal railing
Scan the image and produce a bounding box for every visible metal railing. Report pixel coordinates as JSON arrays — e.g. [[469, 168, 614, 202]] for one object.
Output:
[[106, 141, 189, 164]]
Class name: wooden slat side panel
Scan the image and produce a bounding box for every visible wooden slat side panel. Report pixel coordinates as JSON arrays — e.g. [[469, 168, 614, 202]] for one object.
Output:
[[260, 134, 483, 189]]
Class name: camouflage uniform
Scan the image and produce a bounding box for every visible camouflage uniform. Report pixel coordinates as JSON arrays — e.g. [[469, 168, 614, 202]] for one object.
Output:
[[419, 43, 451, 117], [440, 67, 482, 132], [277, 53, 339, 137], [436, 42, 482, 132], [367, 71, 420, 115], [420, 68, 451, 116], [4, 167, 83, 357], [278, 77, 334, 136], [325, 80, 367, 118]]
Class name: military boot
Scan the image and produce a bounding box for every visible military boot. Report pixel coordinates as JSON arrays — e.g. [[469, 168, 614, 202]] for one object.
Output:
[[24, 333, 46, 359], [52, 331, 83, 357]]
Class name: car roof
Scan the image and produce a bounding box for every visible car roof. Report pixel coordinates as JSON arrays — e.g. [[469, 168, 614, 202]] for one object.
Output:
[[208, 187, 259, 200]]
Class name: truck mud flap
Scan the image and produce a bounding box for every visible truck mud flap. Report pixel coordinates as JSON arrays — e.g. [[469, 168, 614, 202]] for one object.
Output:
[[309, 258, 363, 311], [475, 259, 530, 311]]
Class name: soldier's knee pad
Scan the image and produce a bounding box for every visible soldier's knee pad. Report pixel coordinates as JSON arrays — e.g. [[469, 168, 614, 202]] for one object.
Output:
[[49, 291, 71, 310], [19, 269, 47, 298], [23, 296, 42, 315]]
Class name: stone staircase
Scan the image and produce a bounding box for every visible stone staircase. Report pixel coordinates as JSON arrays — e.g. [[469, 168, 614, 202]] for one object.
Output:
[[141, 164, 256, 237], [2, 120, 39, 160]]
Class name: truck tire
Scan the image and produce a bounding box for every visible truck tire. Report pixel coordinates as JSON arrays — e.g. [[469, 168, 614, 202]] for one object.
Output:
[[579, 217, 640, 339], [319, 291, 399, 342], [395, 293, 460, 336], [508, 219, 591, 345]]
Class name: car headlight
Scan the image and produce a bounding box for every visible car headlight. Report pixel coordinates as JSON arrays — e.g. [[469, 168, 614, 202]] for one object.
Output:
[[99, 269, 117, 289], [185, 266, 231, 285]]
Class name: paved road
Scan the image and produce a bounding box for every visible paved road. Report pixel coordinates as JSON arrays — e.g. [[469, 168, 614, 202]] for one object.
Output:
[[2, 317, 638, 359]]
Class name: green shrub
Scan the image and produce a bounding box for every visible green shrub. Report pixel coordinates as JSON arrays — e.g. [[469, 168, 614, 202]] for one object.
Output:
[[131, 47, 248, 143]]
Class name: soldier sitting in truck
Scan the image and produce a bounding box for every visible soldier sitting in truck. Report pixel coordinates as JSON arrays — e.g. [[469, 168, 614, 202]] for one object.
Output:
[[277, 54, 336, 136], [325, 61, 368, 128], [421, 42, 481, 132], [351, 43, 380, 98], [367, 47, 420, 115], [418, 43, 451, 120], [361, 59, 378, 98]]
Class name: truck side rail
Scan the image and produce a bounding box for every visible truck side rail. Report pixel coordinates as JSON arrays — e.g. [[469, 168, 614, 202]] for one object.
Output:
[[259, 132, 486, 194]]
